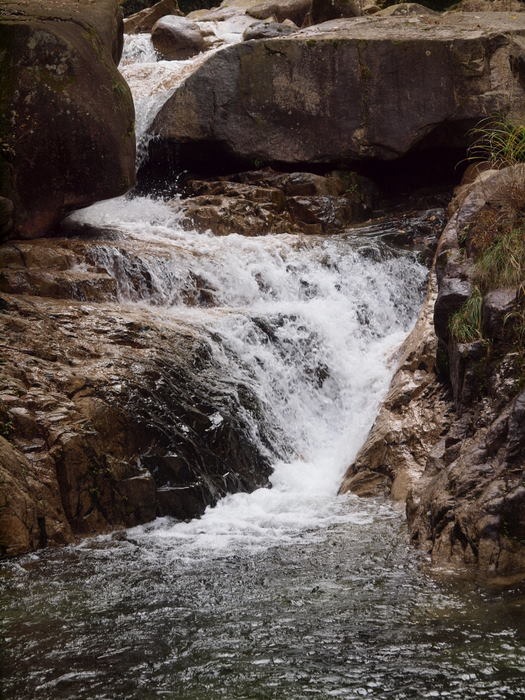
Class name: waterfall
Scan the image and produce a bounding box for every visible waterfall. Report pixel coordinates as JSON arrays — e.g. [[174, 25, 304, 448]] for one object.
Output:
[[61, 34, 428, 555], [68, 183, 427, 555]]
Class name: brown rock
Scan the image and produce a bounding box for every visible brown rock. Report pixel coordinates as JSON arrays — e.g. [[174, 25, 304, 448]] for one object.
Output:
[[151, 15, 207, 58], [450, 0, 524, 11], [124, 0, 182, 33], [339, 273, 453, 501], [243, 20, 298, 40], [0, 0, 135, 240], [377, 2, 439, 16], [341, 164, 525, 584], [222, 0, 312, 24], [311, 0, 362, 23], [178, 168, 375, 234], [0, 232, 273, 557]]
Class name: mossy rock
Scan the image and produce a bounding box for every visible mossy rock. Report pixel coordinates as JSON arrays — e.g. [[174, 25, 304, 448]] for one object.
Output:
[[0, 0, 135, 240]]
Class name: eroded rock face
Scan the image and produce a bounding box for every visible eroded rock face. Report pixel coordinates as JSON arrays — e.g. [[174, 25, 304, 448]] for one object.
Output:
[[0, 0, 135, 240], [341, 166, 525, 584], [178, 168, 377, 234], [149, 13, 525, 169], [0, 236, 271, 557]]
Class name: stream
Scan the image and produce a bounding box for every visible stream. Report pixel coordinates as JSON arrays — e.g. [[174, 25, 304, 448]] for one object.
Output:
[[1, 33, 524, 700]]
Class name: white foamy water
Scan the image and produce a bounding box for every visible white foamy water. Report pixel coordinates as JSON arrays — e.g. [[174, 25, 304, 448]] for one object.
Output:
[[120, 30, 246, 163], [120, 35, 211, 162], [64, 35, 430, 558], [68, 193, 427, 558]]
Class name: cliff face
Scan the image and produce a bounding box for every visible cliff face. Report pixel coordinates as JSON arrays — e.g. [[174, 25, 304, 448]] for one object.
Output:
[[341, 165, 525, 584]]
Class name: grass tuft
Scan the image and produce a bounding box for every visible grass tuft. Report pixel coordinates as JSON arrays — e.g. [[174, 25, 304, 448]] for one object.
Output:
[[449, 288, 484, 343], [467, 118, 525, 170], [474, 229, 525, 291]]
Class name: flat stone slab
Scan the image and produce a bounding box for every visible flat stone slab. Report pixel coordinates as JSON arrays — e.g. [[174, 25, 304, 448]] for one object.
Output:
[[150, 12, 525, 165]]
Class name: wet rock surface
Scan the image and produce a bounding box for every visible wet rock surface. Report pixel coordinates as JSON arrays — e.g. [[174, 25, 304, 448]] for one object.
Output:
[[0, 236, 271, 557], [177, 168, 377, 235], [341, 166, 525, 584], [0, 0, 136, 240]]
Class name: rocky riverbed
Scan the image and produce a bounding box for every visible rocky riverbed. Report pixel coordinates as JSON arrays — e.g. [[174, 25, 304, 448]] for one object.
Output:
[[1, 0, 524, 588]]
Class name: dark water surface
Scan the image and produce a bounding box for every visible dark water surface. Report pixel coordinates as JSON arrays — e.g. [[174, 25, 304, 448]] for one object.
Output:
[[1, 500, 524, 700]]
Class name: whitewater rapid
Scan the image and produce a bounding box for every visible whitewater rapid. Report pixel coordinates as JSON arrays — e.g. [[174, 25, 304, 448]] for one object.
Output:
[[68, 188, 427, 558], [61, 33, 429, 557]]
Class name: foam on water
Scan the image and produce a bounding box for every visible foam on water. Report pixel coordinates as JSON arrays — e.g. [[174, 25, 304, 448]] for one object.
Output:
[[68, 193, 427, 558], [64, 34, 430, 558]]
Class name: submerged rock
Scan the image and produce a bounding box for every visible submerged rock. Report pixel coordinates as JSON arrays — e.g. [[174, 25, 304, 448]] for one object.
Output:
[[149, 13, 525, 170], [0, 0, 135, 241]]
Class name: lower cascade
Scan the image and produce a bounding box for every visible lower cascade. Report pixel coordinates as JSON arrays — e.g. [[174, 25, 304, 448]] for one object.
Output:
[[1, 21, 524, 700], [3, 194, 524, 699], [68, 193, 427, 551]]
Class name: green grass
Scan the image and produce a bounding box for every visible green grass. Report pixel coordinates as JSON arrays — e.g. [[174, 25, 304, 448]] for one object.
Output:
[[474, 229, 525, 291], [449, 288, 484, 343], [467, 117, 525, 170]]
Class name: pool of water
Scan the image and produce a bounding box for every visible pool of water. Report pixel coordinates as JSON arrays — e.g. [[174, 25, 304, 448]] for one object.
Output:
[[2, 498, 524, 700]]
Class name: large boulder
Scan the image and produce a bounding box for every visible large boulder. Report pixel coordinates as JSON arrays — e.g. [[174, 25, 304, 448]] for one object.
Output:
[[0, 0, 135, 240], [151, 15, 207, 59], [149, 13, 525, 169], [221, 0, 312, 24]]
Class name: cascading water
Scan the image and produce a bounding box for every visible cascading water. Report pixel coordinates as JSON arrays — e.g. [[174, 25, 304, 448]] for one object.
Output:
[[1, 33, 524, 700], [68, 192, 426, 555]]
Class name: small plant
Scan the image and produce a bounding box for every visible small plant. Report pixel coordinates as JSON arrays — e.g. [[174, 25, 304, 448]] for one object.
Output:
[[474, 228, 525, 291], [0, 418, 13, 439], [467, 117, 525, 170], [449, 288, 484, 343]]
